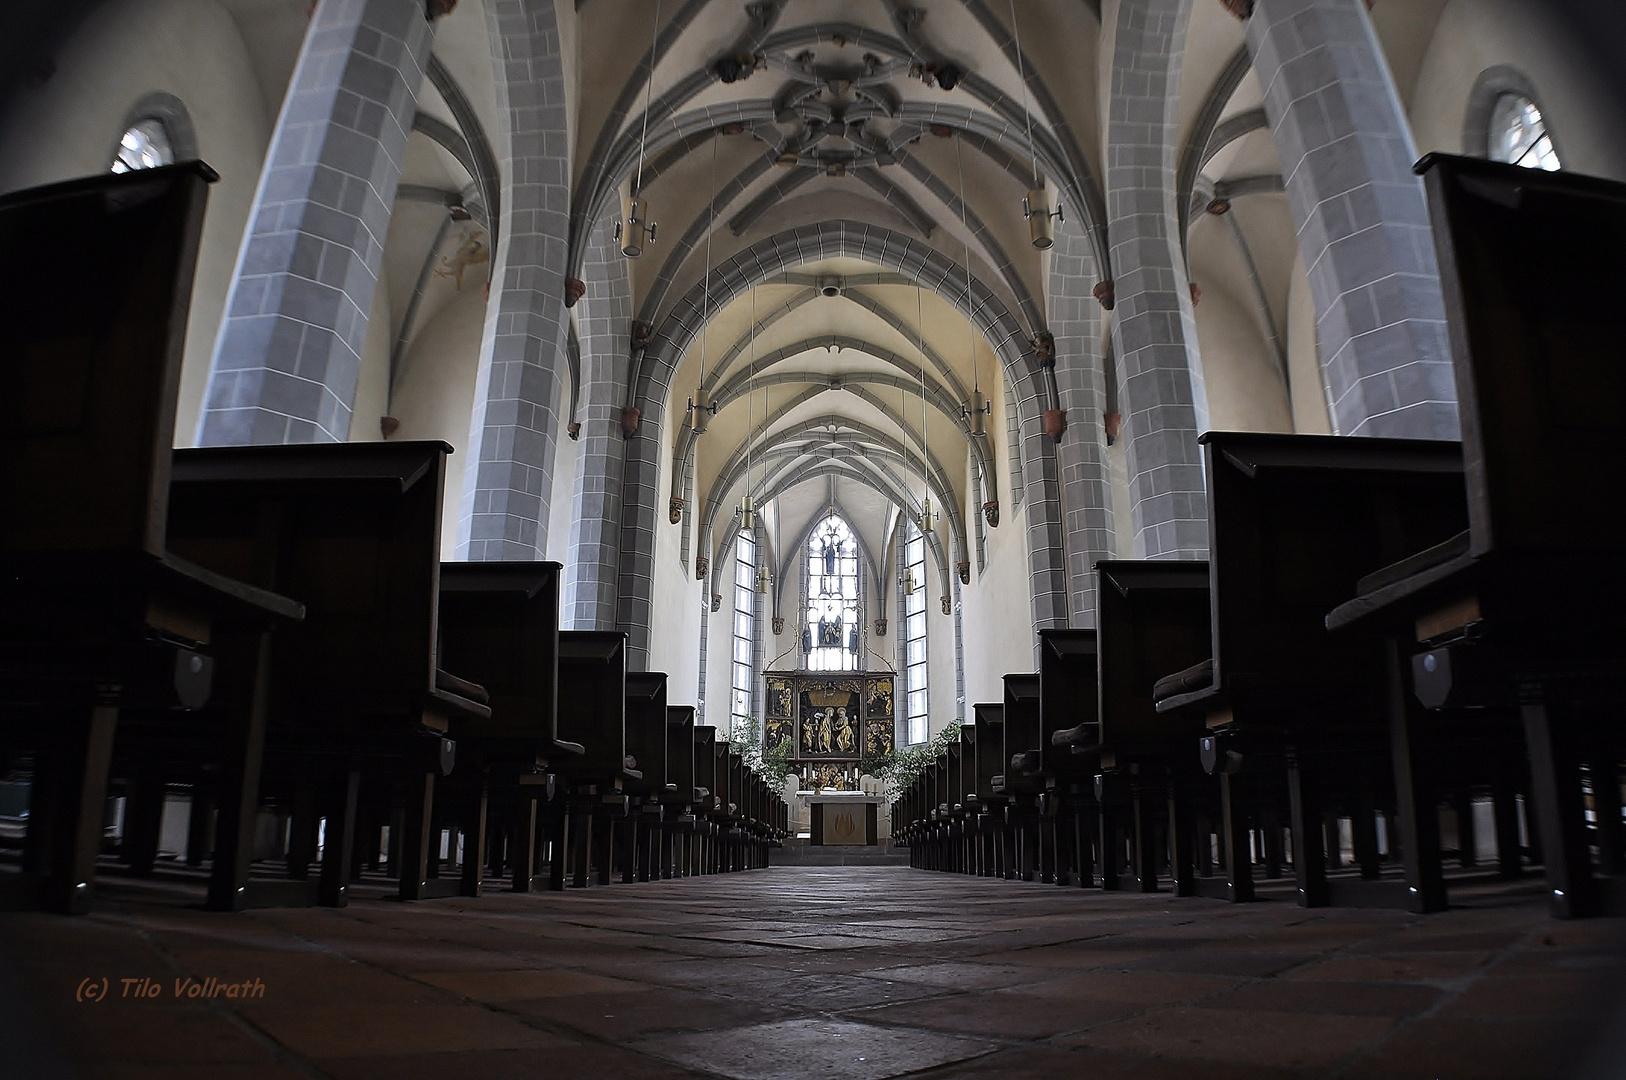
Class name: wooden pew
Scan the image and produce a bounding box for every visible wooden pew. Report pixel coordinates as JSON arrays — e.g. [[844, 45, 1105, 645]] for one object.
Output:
[[0, 163, 303, 914], [971, 703, 1006, 876], [1328, 154, 1626, 918], [1153, 433, 1469, 912], [435, 561, 581, 894], [621, 672, 669, 882], [1092, 563, 1212, 897], [662, 706, 698, 878], [165, 441, 488, 908], [1038, 629, 1100, 887], [691, 725, 719, 874], [551, 630, 635, 888], [1001, 674, 1045, 881]]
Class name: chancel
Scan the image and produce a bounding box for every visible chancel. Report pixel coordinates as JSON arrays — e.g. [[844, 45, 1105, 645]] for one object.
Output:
[[2, 0, 1626, 1077]]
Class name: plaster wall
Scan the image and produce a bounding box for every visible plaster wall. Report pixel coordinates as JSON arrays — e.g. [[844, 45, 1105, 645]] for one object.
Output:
[[1191, 282, 1292, 434], [351, 271, 393, 445], [388, 287, 487, 552], [959, 499, 1035, 711], [649, 425, 704, 699], [1285, 250, 1333, 434], [0, 0, 272, 447], [1411, 0, 1626, 181]]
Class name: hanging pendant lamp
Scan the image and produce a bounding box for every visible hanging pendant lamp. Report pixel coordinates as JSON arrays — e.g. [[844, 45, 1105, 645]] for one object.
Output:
[[1010, 1, 1062, 250], [619, 0, 662, 259]]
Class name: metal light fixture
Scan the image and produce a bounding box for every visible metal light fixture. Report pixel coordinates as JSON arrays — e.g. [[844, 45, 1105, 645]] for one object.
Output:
[[688, 389, 715, 433], [621, 0, 662, 261], [739, 494, 755, 530], [756, 563, 771, 594], [903, 567, 917, 596], [616, 193, 657, 258], [1022, 188, 1064, 250], [963, 388, 991, 438], [920, 497, 935, 534]]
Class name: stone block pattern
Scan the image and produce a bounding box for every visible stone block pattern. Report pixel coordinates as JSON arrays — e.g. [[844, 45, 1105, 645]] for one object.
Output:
[[1107, 0, 1210, 560], [1248, 0, 1458, 440], [1049, 213, 1117, 627], [562, 214, 631, 629], [198, 0, 431, 445], [613, 221, 1067, 671], [457, 0, 572, 560]]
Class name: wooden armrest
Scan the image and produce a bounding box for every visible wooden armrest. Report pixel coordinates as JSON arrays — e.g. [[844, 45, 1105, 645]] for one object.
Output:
[[1152, 658, 1213, 704], [429, 684, 491, 721], [436, 668, 489, 706], [156, 553, 305, 625], [1051, 723, 1098, 749]]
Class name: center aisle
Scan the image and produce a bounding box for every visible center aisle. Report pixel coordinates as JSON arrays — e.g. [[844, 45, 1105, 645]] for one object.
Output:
[[2, 867, 1623, 1079]]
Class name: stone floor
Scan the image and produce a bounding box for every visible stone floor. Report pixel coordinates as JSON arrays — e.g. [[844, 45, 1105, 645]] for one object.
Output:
[[3, 866, 1626, 1080]]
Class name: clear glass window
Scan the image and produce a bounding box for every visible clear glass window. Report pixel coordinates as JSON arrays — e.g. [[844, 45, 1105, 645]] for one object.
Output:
[[805, 514, 860, 671], [904, 523, 928, 744], [111, 118, 175, 174], [1489, 94, 1560, 172]]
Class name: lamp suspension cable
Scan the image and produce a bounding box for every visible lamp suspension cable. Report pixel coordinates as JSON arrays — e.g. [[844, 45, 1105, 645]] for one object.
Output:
[[955, 137, 990, 438], [740, 283, 757, 531], [1010, 0, 1061, 250], [689, 134, 721, 432], [620, 0, 662, 256], [914, 282, 933, 534]]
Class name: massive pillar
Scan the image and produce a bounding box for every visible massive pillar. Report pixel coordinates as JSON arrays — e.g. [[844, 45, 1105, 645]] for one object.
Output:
[[198, 0, 432, 445], [1048, 212, 1117, 626], [458, 0, 571, 560], [1246, 0, 1458, 440], [1106, 0, 1209, 560], [562, 214, 631, 628]]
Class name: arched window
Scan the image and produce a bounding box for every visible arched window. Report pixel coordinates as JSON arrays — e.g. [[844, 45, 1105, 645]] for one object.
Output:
[[731, 531, 757, 729], [1488, 94, 1560, 171], [111, 118, 175, 174], [901, 522, 929, 744], [804, 514, 860, 671]]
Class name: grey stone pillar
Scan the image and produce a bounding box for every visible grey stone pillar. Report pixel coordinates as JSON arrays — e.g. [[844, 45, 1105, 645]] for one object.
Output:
[[1247, 0, 1458, 440], [457, 0, 571, 560], [1048, 213, 1117, 626], [1106, 0, 1209, 560], [198, 0, 432, 445], [562, 215, 631, 628]]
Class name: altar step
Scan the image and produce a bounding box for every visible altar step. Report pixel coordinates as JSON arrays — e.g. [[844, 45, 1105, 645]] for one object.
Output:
[[770, 840, 909, 866]]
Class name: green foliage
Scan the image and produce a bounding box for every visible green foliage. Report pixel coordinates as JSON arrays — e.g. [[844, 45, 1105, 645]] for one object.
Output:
[[726, 715, 794, 791], [865, 721, 963, 797]]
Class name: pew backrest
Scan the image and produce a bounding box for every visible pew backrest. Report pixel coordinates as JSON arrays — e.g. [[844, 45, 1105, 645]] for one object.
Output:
[[1203, 433, 1466, 696], [2, 163, 214, 559], [1420, 154, 1626, 560], [1038, 629, 1098, 772], [971, 703, 1004, 800], [666, 706, 696, 803], [438, 561, 560, 741], [624, 671, 668, 793], [1096, 561, 1212, 753], [1002, 674, 1042, 793], [556, 630, 628, 779], [168, 441, 452, 722]]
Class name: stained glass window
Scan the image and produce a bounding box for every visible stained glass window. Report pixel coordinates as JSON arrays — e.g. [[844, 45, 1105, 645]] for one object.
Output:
[[805, 515, 860, 671]]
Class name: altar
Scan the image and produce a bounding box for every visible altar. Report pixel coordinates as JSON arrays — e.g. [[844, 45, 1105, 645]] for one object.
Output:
[[800, 793, 885, 846]]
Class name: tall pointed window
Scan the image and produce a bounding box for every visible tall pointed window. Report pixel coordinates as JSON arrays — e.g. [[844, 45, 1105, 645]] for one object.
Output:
[[903, 522, 928, 744], [731, 531, 756, 729], [805, 514, 860, 671]]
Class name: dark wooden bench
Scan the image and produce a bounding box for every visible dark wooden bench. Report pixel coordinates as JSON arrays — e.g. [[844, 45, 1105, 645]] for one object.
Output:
[[999, 674, 1046, 881], [435, 561, 582, 894], [551, 630, 635, 888], [1038, 629, 1101, 887], [661, 705, 698, 878], [970, 703, 1006, 876], [1153, 432, 1470, 912], [0, 163, 302, 914], [1092, 563, 1212, 897], [621, 671, 669, 882], [165, 441, 488, 908], [1328, 154, 1626, 918]]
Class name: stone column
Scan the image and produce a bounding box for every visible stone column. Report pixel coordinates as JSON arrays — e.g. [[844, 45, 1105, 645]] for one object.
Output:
[[1246, 0, 1458, 440], [198, 0, 432, 445], [562, 214, 631, 628], [1106, 0, 1209, 560], [1048, 212, 1117, 626], [458, 0, 571, 559]]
